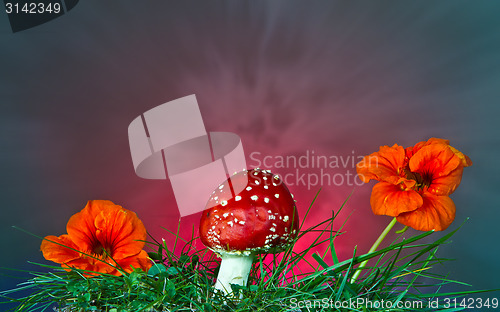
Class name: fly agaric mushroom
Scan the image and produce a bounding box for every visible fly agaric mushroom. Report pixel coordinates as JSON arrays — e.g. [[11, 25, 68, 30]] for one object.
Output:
[[199, 168, 299, 295]]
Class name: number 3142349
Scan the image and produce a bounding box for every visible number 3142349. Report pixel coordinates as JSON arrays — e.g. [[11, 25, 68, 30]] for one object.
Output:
[[5, 2, 62, 14], [443, 297, 498, 309]]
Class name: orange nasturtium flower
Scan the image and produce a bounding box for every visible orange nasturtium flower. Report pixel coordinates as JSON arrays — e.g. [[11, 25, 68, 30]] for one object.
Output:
[[40, 200, 152, 276], [357, 138, 472, 231]]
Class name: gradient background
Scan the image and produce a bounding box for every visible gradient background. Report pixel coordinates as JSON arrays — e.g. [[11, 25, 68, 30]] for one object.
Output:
[[1, 1, 499, 308]]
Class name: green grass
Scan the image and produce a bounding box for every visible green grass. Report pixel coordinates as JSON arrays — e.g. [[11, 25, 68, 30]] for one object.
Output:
[[1, 191, 498, 311]]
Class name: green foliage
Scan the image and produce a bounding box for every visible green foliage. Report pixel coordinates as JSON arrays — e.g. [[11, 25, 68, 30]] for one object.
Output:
[[1, 191, 497, 311]]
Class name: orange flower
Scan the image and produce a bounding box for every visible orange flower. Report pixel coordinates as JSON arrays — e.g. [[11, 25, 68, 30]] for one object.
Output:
[[357, 138, 472, 231], [40, 200, 152, 276]]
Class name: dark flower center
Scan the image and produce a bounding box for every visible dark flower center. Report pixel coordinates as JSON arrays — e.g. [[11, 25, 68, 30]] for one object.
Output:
[[403, 166, 432, 191], [92, 242, 112, 259]]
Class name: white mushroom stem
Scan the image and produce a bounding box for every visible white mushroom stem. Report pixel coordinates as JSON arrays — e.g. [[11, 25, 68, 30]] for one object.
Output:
[[214, 252, 254, 295]]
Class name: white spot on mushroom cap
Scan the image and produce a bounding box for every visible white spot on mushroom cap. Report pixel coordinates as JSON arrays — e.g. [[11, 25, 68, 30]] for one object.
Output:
[[275, 194, 279, 198], [221, 200, 228, 206], [251, 195, 258, 201], [235, 195, 242, 201], [264, 197, 270, 203], [246, 186, 252, 191], [283, 216, 289, 222]]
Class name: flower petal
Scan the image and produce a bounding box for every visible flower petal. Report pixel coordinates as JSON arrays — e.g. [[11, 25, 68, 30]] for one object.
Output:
[[409, 144, 463, 195], [66, 200, 117, 253], [94, 203, 147, 260], [40, 234, 81, 264], [449, 145, 473, 167], [396, 193, 456, 231], [407, 138, 450, 157], [370, 182, 423, 217], [116, 250, 152, 274], [357, 144, 405, 183], [427, 167, 465, 196], [63, 257, 118, 276], [91, 259, 120, 275], [408, 138, 472, 168]]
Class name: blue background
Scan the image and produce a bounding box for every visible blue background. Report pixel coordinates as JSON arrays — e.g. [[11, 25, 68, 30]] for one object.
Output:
[[1, 1, 499, 309]]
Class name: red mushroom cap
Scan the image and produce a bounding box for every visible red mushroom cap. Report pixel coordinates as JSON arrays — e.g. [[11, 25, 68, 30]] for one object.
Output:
[[199, 168, 299, 255]]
